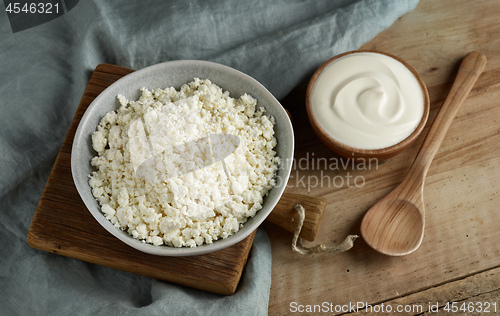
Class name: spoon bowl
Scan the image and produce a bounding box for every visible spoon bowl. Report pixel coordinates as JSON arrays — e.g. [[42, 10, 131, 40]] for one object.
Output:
[[361, 184, 425, 256], [361, 51, 487, 256]]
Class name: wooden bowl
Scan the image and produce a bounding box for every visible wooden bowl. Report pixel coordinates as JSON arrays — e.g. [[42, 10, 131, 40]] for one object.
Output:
[[306, 50, 430, 161]]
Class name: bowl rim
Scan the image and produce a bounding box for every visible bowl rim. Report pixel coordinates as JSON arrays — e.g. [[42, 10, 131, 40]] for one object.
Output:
[[305, 50, 430, 159], [71, 59, 294, 256]]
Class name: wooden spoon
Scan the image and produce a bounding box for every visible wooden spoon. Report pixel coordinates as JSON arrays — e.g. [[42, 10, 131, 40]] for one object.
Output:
[[361, 51, 487, 256]]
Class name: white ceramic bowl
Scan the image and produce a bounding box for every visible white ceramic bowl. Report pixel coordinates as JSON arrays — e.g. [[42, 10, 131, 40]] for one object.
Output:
[[71, 60, 294, 256]]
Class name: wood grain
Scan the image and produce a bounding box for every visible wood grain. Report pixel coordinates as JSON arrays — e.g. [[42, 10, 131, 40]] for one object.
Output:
[[348, 266, 500, 315], [27, 64, 256, 296], [268, 0, 500, 314]]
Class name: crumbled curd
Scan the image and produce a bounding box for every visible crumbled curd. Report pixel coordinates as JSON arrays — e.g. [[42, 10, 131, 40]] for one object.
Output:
[[89, 78, 280, 247]]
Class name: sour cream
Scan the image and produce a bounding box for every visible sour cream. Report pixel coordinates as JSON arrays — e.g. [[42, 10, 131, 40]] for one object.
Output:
[[310, 52, 424, 150]]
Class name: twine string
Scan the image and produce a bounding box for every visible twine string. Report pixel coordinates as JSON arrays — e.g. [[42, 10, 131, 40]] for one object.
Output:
[[291, 203, 359, 255]]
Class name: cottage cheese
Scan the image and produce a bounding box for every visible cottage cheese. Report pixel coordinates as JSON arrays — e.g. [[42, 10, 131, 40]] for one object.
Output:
[[89, 78, 280, 248]]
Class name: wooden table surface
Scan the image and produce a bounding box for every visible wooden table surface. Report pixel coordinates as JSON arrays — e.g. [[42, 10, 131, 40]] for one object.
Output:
[[266, 0, 500, 314]]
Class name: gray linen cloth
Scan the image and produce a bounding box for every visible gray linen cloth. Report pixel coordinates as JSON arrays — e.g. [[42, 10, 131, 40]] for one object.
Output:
[[0, 0, 418, 315]]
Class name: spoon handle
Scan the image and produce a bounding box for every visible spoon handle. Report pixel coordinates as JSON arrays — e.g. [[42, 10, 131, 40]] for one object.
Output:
[[408, 52, 487, 184]]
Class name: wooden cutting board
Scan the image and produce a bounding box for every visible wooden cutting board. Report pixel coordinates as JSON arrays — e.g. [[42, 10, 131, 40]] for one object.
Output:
[[27, 63, 327, 296], [27, 64, 257, 296]]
